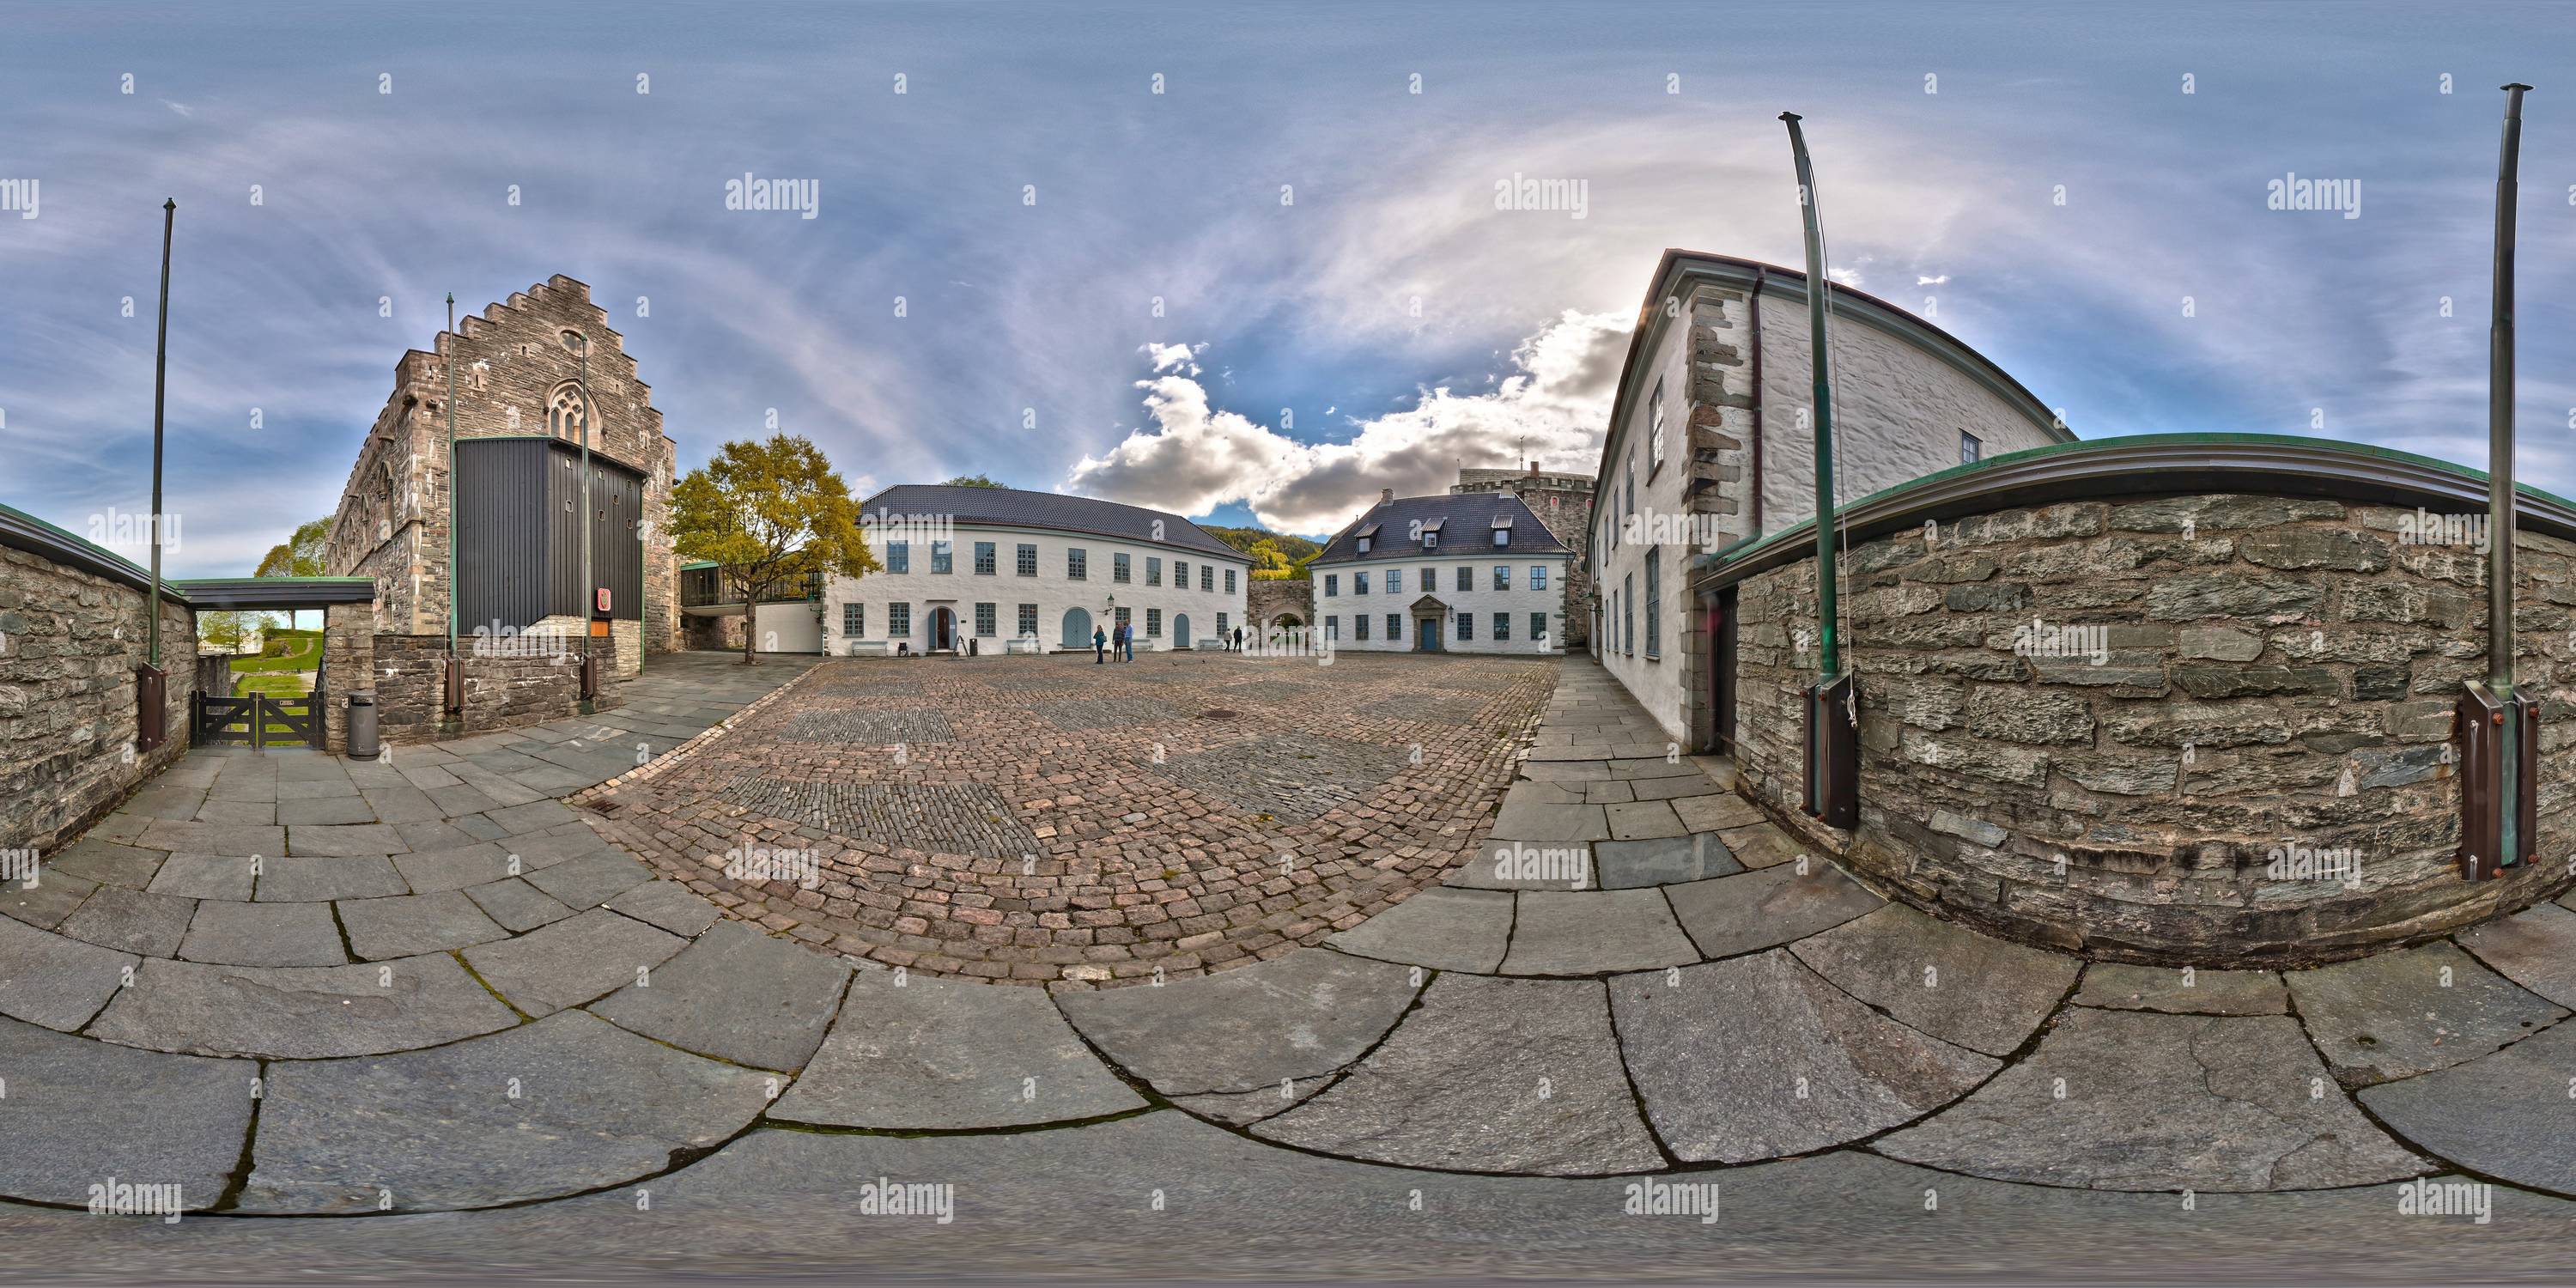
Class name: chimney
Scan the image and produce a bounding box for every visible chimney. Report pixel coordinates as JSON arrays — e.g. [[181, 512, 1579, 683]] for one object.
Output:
[[1528, 460, 1539, 477], [1380, 488, 1393, 505]]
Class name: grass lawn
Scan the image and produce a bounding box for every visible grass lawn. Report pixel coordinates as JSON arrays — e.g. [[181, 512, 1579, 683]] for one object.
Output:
[[226, 629, 322, 740]]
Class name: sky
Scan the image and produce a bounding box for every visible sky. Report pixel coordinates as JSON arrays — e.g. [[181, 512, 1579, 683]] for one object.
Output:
[[4, 0, 2576, 579]]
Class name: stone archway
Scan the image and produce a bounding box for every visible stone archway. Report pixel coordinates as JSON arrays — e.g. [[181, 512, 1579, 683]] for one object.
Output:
[[1269, 613, 1304, 629]]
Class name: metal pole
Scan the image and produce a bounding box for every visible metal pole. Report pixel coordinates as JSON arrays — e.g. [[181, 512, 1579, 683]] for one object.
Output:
[[1780, 112, 1838, 682], [2488, 84, 2530, 694], [445, 293, 458, 658], [148, 198, 173, 669], [579, 334, 595, 701]]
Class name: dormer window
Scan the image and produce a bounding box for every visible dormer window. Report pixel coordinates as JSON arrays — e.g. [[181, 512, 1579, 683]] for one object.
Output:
[[1352, 520, 1381, 556], [1357, 537, 1371, 554], [1492, 529, 1508, 548], [1424, 532, 1437, 550]]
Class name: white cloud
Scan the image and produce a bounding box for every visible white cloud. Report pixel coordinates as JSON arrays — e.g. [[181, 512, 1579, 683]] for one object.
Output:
[[1064, 308, 1629, 535]]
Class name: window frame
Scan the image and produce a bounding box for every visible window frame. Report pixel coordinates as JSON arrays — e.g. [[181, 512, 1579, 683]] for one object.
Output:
[[1016, 544, 1038, 576], [974, 541, 996, 576], [1067, 548, 1088, 580]]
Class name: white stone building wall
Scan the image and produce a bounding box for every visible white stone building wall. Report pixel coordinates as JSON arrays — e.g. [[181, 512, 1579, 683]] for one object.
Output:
[[823, 524, 1249, 654], [1309, 554, 1571, 653]]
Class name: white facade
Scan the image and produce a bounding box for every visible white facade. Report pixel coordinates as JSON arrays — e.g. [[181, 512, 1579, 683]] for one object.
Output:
[[1589, 253, 2070, 744], [823, 523, 1249, 655], [1309, 554, 1571, 653]]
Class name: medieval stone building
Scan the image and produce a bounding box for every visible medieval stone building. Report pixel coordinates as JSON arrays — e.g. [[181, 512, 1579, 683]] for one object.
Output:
[[322, 276, 678, 676]]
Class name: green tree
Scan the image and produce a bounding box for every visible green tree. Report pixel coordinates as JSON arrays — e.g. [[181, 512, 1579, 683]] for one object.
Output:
[[197, 610, 275, 653], [252, 516, 332, 629], [941, 473, 1007, 489], [672, 434, 877, 665]]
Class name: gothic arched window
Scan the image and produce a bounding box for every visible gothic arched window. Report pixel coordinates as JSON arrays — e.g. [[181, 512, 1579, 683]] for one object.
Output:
[[547, 382, 587, 441]]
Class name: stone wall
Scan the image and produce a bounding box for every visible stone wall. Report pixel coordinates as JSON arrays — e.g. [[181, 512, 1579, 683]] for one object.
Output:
[[0, 545, 196, 853], [320, 602, 375, 754], [1728, 492, 2574, 964], [1247, 578, 1313, 629], [371, 632, 619, 744]]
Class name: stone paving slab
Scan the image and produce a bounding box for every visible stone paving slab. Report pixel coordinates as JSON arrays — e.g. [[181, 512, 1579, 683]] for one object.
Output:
[[0, 871, 94, 931], [465, 878, 578, 933], [1593, 834, 1741, 889], [1255, 974, 1663, 1176], [1665, 861, 1882, 960], [522, 850, 653, 910], [1612, 951, 1996, 1163], [592, 921, 851, 1071], [1877, 1008, 2426, 1192], [145, 853, 254, 902], [2456, 901, 2576, 1010], [194, 799, 276, 826], [1603, 800, 1686, 841], [1486, 799, 1610, 844], [240, 1011, 775, 1213], [1057, 949, 1423, 1096], [775, 967, 1143, 1129], [288, 823, 409, 858], [338, 891, 511, 960], [1715, 822, 1807, 870], [86, 953, 517, 1059], [2284, 941, 2565, 1087], [2360, 1018, 2576, 1195], [254, 854, 407, 902], [2073, 963, 2287, 1016], [1443, 838, 1596, 890], [48, 839, 168, 888], [0, 1016, 252, 1210], [463, 908, 688, 1018], [605, 879, 723, 937], [1170, 1084, 1324, 1127], [136, 822, 285, 858], [1500, 889, 1700, 975], [276, 796, 376, 827], [358, 786, 445, 824], [57, 887, 196, 957], [1788, 904, 2080, 1056], [0, 914, 135, 1030], [176, 901, 347, 967], [1325, 887, 1512, 973], [390, 842, 516, 894]]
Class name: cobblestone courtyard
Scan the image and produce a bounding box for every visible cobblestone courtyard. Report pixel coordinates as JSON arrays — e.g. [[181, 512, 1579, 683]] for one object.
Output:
[[584, 651, 1558, 983]]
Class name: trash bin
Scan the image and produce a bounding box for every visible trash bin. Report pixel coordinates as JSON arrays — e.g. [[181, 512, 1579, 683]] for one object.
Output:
[[347, 691, 380, 761]]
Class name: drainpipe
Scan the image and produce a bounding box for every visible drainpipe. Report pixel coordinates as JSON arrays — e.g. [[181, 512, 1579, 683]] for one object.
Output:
[[1782, 111, 1858, 829], [1747, 265, 1766, 538], [441, 295, 463, 731]]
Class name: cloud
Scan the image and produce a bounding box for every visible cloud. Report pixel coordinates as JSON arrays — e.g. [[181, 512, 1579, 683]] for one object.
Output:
[[1063, 308, 1629, 535]]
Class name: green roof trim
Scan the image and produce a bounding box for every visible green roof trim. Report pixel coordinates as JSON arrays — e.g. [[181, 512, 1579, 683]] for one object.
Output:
[[680, 560, 717, 570]]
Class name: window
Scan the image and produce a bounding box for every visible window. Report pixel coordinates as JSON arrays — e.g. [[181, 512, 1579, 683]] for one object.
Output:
[[1644, 550, 1662, 658], [1115, 606, 1132, 634], [841, 603, 865, 637], [1455, 567, 1471, 592], [1175, 560, 1188, 588], [1530, 566, 1546, 591], [1494, 612, 1510, 641], [1960, 430, 1982, 464], [1200, 565, 1213, 592], [1623, 572, 1636, 656], [975, 603, 997, 636], [1648, 376, 1667, 469], [1492, 527, 1508, 548], [1356, 615, 1370, 641], [1609, 590, 1619, 652], [930, 540, 953, 574], [1531, 612, 1547, 641], [1357, 536, 1372, 555], [546, 382, 586, 440], [1492, 565, 1510, 591], [1018, 603, 1038, 636], [1455, 612, 1473, 641], [889, 602, 912, 638], [1624, 466, 1635, 538], [1424, 532, 1437, 550], [1386, 569, 1402, 594], [1068, 548, 1087, 580], [1325, 617, 1340, 641], [1385, 613, 1400, 641], [886, 542, 909, 574], [1224, 568, 1236, 593], [1114, 552, 1131, 583], [1016, 544, 1038, 576], [1218, 612, 1229, 636], [974, 541, 996, 575], [1356, 572, 1370, 596], [1146, 608, 1163, 636], [1423, 566, 1437, 590], [1323, 574, 1339, 597]]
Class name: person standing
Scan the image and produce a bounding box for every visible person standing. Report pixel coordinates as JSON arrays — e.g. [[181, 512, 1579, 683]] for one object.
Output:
[[1093, 623, 1108, 663], [1232, 625, 1244, 652], [1123, 623, 1135, 661]]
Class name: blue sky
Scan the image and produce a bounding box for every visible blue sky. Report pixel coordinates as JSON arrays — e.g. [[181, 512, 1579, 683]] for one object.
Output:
[[4, 1, 2574, 578]]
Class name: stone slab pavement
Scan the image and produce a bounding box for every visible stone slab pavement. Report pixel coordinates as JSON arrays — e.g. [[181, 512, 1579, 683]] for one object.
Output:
[[6, 653, 2576, 1280]]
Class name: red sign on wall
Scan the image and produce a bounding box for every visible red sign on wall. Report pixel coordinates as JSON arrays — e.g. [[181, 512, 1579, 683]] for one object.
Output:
[[596, 587, 613, 614]]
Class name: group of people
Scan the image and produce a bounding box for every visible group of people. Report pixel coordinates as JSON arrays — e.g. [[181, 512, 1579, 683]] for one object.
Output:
[[1091, 623, 1249, 661]]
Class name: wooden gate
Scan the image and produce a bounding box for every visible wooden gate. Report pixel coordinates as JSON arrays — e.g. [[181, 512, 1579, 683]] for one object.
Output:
[[191, 692, 322, 750]]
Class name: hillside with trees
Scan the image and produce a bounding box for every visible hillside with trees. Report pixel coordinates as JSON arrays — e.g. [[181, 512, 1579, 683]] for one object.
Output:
[[1202, 524, 1321, 580]]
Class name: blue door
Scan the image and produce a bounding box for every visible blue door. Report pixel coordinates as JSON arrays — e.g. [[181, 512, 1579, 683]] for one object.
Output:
[[1172, 613, 1192, 649], [1061, 607, 1093, 650], [1417, 617, 1441, 652]]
